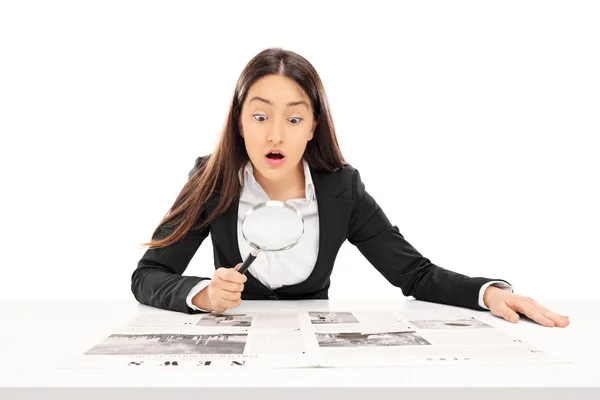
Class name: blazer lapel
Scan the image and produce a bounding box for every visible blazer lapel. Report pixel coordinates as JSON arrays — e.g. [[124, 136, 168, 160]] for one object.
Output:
[[281, 167, 354, 294], [215, 193, 275, 295], [217, 194, 243, 265]]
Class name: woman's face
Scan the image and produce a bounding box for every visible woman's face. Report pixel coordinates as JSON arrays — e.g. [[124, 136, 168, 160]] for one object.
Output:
[[239, 74, 317, 183]]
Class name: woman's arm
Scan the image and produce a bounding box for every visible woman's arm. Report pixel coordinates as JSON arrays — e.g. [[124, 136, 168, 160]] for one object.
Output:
[[346, 168, 569, 327], [131, 220, 212, 314], [131, 156, 213, 314], [346, 168, 508, 311]]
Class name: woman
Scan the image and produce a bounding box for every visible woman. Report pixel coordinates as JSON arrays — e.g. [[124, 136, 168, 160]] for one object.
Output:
[[132, 48, 569, 328]]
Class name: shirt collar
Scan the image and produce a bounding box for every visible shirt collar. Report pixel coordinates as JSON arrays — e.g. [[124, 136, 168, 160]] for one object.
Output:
[[238, 159, 316, 204]]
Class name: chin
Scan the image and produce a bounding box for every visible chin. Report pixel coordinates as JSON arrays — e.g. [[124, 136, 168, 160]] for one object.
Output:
[[259, 165, 289, 178], [257, 160, 292, 177]]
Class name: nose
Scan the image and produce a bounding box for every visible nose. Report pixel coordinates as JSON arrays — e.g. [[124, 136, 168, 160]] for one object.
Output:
[[267, 118, 283, 144], [266, 122, 283, 144]]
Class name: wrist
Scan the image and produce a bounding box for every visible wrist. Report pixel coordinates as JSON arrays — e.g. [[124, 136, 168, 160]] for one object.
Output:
[[483, 285, 503, 308], [192, 286, 213, 311]]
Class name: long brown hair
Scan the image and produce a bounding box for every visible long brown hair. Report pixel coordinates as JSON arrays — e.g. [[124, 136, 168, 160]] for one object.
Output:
[[142, 47, 347, 249]]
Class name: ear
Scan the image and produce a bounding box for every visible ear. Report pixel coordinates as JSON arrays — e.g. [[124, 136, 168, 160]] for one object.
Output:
[[309, 119, 317, 140]]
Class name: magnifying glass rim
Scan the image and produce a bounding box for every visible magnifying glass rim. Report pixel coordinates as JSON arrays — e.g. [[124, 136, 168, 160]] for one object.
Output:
[[241, 200, 305, 252]]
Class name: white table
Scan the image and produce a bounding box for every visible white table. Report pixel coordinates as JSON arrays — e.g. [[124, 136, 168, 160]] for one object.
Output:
[[0, 298, 597, 399]]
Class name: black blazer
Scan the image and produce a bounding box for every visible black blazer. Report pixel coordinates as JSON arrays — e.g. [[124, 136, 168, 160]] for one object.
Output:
[[131, 156, 509, 314]]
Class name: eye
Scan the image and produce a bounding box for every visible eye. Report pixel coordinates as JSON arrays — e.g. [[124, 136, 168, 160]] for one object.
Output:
[[252, 114, 303, 125]]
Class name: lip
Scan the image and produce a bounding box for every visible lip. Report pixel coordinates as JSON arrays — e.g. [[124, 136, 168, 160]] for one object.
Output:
[[265, 149, 286, 157], [264, 150, 286, 167]]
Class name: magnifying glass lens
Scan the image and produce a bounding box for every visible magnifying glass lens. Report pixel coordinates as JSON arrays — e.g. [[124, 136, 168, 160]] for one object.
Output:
[[243, 203, 304, 250], [238, 201, 305, 274]]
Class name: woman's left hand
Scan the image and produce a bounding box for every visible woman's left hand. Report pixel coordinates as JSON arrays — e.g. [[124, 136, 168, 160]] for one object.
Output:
[[483, 286, 570, 327]]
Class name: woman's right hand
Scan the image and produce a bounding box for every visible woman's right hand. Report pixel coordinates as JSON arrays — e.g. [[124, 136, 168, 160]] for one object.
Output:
[[192, 263, 247, 313]]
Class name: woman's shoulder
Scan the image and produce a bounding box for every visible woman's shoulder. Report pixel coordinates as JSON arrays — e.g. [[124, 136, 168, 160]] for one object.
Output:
[[188, 154, 211, 178], [311, 161, 365, 200]]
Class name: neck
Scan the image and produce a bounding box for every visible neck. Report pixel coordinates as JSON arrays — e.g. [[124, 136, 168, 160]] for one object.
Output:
[[254, 161, 306, 202]]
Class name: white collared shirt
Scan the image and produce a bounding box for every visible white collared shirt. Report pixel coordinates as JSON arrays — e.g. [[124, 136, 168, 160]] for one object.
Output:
[[186, 159, 318, 310], [236, 159, 319, 290], [185, 160, 510, 311]]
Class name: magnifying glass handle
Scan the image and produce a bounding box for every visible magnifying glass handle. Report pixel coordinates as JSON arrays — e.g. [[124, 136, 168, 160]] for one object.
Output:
[[238, 248, 260, 274]]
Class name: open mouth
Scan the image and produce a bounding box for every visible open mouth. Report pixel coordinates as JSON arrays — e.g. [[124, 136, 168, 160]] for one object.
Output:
[[266, 153, 285, 159]]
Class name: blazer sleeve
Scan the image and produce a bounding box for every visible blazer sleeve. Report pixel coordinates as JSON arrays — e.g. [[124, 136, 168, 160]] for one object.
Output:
[[346, 168, 510, 311], [130, 157, 211, 314]]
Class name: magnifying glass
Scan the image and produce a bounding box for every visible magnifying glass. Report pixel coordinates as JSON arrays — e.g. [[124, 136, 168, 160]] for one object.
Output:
[[237, 200, 305, 274]]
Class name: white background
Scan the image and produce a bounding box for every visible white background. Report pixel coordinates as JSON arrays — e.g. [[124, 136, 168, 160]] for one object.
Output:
[[1, 1, 598, 303]]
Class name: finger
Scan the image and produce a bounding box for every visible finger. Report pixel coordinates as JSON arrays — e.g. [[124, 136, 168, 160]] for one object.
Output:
[[228, 267, 247, 283], [216, 281, 244, 293], [217, 288, 242, 302], [526, 299, 570, 326], [491, 302, 520, 323], [216, 267, 247, 284], [540, 309, 570, 327], [514, 300, 555, 327], [216, 298, 242, 310]]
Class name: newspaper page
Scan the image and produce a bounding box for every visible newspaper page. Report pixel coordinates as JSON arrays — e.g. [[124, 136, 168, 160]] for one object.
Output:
[[311, 309, 560, 367], [67, 311, 314, 369], [62, 308, 566, 369]]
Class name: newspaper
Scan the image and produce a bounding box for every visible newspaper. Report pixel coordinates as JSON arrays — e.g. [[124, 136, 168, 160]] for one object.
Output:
[[62, 309, 566, 369]]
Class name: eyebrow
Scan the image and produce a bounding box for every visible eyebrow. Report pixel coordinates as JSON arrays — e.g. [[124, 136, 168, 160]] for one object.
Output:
[[248, 96, 309, 109]]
